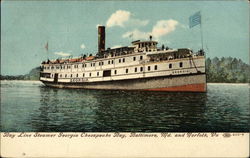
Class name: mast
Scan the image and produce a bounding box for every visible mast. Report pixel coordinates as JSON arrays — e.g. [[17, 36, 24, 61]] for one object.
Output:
[[200, 12, 204, 50]]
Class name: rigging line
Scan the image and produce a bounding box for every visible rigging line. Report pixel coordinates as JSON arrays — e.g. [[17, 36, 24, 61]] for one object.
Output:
[[190, 56, 199, 72]]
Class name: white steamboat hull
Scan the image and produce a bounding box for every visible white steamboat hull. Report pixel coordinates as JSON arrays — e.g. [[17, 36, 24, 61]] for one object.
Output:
[[41, 73, 206, 92]]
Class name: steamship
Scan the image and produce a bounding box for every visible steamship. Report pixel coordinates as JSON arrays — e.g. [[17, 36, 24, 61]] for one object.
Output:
[[40, 26, 206, 92]]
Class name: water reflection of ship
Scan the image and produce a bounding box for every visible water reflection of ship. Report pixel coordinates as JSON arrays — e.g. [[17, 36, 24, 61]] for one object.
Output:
[[34, 84, 207, 131], [92, 91, 207, 132]]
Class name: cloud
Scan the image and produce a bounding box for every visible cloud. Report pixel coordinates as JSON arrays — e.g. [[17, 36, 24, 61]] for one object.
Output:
[[80, 43, 86, 49], [151, 19, 179, 39], [54, 51, 71, 57], [106, 10, 131, 28], [106, 10, 149, 28], [122, 19, 179, 40]]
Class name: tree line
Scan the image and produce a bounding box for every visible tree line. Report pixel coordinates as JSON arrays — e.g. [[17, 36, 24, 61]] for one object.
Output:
[[0, 67, 40, 80], [206, 57, 249, 83]]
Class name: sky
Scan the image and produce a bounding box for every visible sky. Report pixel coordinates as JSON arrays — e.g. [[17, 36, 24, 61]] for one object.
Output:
[[1, 0, 249, 75]]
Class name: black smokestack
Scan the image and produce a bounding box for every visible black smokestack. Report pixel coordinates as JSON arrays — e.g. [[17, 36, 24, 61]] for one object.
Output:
[[98, 26, 105, 53]]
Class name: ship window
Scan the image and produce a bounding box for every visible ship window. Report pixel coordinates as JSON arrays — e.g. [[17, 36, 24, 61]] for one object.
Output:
[[133, 57, 136, 61], [114, 70, 117, 74], [76, 74, 78, 77], [126, 69, 128, 73], [135, 67, 137, 72], [89, 73, 91, 77], [97, 72, 99, 76], [169, 64, 172, 69], [179, 62, 183, 67], [140, 67, 143, 72], [154, 65, 158, 70], [148, 66, 151, 71], [140, 56, 143, 60], [119, 59, 121, 63], [83, 73, 85, 77], [123, 58, 125, 62]]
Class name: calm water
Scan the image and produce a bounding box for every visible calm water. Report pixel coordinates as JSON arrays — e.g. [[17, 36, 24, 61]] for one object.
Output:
[[0, 81, 249, 132]]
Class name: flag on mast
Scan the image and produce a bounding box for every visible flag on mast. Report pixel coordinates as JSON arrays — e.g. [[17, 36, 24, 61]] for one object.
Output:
[[189, 11, 201, 28], [45, 42, 48, 51]]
